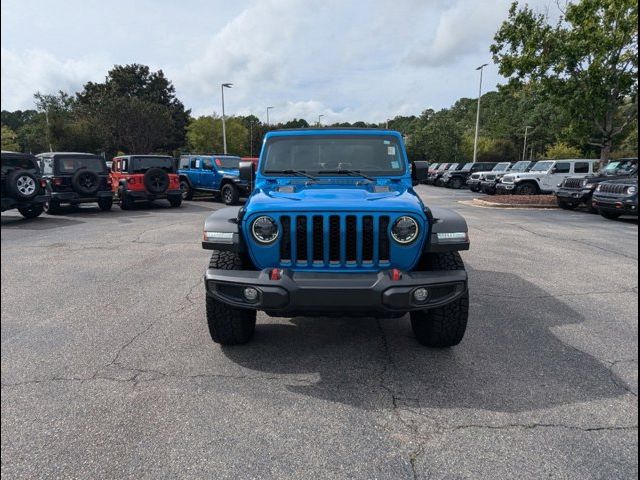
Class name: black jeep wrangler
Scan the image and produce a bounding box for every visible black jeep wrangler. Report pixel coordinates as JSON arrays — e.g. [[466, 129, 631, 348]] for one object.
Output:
[[556, 158, 638, 211], [1, 151, 49, 218], [592, 176, 639, 220], [442, 162, 498, 189], [36, 152, 113, 214]]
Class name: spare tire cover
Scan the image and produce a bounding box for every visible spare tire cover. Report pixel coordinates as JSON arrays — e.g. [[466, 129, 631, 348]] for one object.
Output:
[[144, 168, 170, 194]]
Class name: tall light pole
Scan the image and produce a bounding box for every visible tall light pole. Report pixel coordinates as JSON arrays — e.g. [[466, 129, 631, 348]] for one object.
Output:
[[266, 106, 274, 126], [221, 83, 233, 154], [472, 63, 488, 163], [522, 126, 533, 161], [317, 114, 324, 127]]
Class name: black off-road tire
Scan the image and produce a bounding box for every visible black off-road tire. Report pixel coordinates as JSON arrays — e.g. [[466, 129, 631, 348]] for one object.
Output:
[[221, 183, 240, 205], [515, 182, 539, 196], [206, 250, 256, 345], [144, 168, 170, 194], [557, 199, 577, 210], [44, 198, 62, 215], [469, 184, 480, 193], [168, 195, 182, 208], [451, 178, 463, 189], [410, 251, 469, 348], [119, 188, 134, 210], [98, 197, 113, 211], [17, 205, 44, 218], [180, 179, 193, 200], [71, 169, 100, 196], [599, 210, 622, 220]]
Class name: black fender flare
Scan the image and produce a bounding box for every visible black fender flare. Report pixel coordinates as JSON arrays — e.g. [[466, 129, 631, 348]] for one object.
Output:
[[424, 207, 470, 252], [202, 206, 244, 251]]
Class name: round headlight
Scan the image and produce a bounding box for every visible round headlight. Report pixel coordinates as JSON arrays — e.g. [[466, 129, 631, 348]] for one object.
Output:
[[391, 216, 419, 244], [627, 186, 638, 195], [251, 216, 279, 244], [596, 184, 603, 192]]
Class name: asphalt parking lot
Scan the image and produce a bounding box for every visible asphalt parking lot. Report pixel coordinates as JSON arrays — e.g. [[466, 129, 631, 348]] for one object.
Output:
[[1, 186, 638, 479]]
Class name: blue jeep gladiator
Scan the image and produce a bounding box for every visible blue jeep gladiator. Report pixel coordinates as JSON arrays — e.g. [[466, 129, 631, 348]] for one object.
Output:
[[178, 154, 250, 204], [201, 129, 470, 346]]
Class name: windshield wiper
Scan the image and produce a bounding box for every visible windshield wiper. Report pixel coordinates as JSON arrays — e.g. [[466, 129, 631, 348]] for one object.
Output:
[[320, 169, 375, 181], [264, 169, 317, 181]]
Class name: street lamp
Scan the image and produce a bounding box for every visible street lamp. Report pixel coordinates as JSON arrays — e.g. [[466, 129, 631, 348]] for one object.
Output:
[[522, 125, 533, 162], [221, 83, 233, 154], [266, 106, 274, 126], [318, 114, 324, 127], [472, 63, 488, 163]]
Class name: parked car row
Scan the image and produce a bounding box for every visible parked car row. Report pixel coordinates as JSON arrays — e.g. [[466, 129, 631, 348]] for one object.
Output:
[[421, 157, 638, 221], [1, 150, 256, 219]]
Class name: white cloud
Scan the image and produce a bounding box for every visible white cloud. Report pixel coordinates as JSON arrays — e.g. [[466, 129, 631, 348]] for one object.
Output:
[[1, 48, 108, 111]]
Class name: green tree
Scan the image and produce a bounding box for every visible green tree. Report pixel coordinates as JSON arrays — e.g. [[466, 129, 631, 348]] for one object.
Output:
[[543, 141, 583, 159], [1, 125, 20, 151], [491, 0, 638, 163], [186, 115, 248, 155]]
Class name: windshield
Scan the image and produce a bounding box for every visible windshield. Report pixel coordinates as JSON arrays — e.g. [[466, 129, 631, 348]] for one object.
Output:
[[510, 161, 531, 173], [130, 156, 174, 173], [605, 161, 637, 175], [461, 163, 474, 171], [56, 156, 105, 174], [262, 135, 406, 176], [214, 156, 241, 169], [530, 161, 554, 172], [437, 164, 449, 171], [493, 162, 511, 172], [447, 163, 459, 171]]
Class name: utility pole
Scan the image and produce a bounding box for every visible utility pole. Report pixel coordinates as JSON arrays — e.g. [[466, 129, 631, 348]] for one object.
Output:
[[317, 114, 324, 127], [522, 125, 533, 161], [266, 106, 274, 126], [472, 63, 488, 163], [221, 83, 233, 154]]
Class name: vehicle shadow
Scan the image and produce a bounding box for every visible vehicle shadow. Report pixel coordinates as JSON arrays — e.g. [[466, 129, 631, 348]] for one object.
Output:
[[222, 269, 629, 413], [0, 214, 85, 230]]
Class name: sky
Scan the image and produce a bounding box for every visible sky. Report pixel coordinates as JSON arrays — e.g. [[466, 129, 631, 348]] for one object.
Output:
[[1, 0, 552, 124]]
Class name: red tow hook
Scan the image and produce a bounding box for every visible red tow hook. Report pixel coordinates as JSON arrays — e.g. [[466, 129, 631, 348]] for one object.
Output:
[[270, 269, 283, 281], [390, 269, 402, 281]]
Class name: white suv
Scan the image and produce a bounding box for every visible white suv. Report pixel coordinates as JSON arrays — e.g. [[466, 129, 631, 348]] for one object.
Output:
[[498, 159, 599, 195]]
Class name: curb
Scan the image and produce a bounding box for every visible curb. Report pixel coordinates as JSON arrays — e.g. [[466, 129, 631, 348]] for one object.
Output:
[[461, 199, 559, 210]]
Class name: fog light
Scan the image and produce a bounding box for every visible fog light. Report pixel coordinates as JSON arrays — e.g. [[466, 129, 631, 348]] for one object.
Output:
[[243, 287, 259, 302], [413, 288, 429, 303]]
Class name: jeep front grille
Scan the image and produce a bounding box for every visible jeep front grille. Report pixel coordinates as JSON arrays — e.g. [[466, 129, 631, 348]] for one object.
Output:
[[564, 178, 584, 189], [278, 214, 391, 267], [485, 174, 497, 181], [598, 183, 629, 194]]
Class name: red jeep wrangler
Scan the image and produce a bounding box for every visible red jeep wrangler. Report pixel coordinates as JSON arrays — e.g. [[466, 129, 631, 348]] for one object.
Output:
[[111, 155, 182, 209]]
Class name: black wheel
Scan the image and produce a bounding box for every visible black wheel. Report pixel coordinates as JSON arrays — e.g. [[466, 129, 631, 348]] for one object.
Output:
[[451, 178, 463, 189], [7, 170, 39, 200], [17, 205, 44, 218], [469, 184, 480, 192], [180, 179, 193, 200], [168, 195, 182, 208], [515, 182, 539, 195], [558, 200, 577, 210], [410, 252, 469, 348], [206, 250, 256, 345], [98, 197, 113, 211], [119, 188, 134, 210], [71, 169, 100, 196], [221, 183, 239, 205], [44, 198, 62, 215], [600, 210, 622, 220], [143, 168, 170, 194]]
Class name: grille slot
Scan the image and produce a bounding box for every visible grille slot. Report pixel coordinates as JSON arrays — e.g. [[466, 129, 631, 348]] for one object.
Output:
[[278, 213, 397, 268], [564, 178, 584, 189], [599, 183, 628, 194]]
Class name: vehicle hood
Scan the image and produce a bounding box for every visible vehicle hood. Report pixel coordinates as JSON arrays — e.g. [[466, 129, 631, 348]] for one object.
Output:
[[504, 171, 547, 180], [246, 182, 424, 214], [598, 177, 638, 186]]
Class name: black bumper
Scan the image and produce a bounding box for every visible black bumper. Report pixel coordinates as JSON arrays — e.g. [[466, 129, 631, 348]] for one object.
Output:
[[1, 194, 49, 211], [556, 188, 592, 203], [480, 181, 498, 193], [205, 268, 468, 315], [592, 196, 639, 215], [126, 189, 182, 201], [51, 190, 113, 203], [496, 183, 516, 194]]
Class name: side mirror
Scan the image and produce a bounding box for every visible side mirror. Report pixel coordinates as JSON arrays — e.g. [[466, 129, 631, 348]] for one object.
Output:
[[551, 167, 558, 174], [412, 161, 429, 186], [239, 161, 255, 189]]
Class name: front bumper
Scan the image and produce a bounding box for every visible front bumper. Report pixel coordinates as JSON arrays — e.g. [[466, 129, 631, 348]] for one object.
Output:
[[51, 190, 113, 203], [556, 188, 592, 203], [480, 181, 498, 193], [126, 189, 182, 201], [592, 195, 638, 215], [205, 268, 468, 315], [1, 194, 49, 211], [496, 183, 516, 194]]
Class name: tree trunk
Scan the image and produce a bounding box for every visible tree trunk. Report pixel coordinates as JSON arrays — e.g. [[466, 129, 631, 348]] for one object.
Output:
[[600, 138, 612, 167]]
